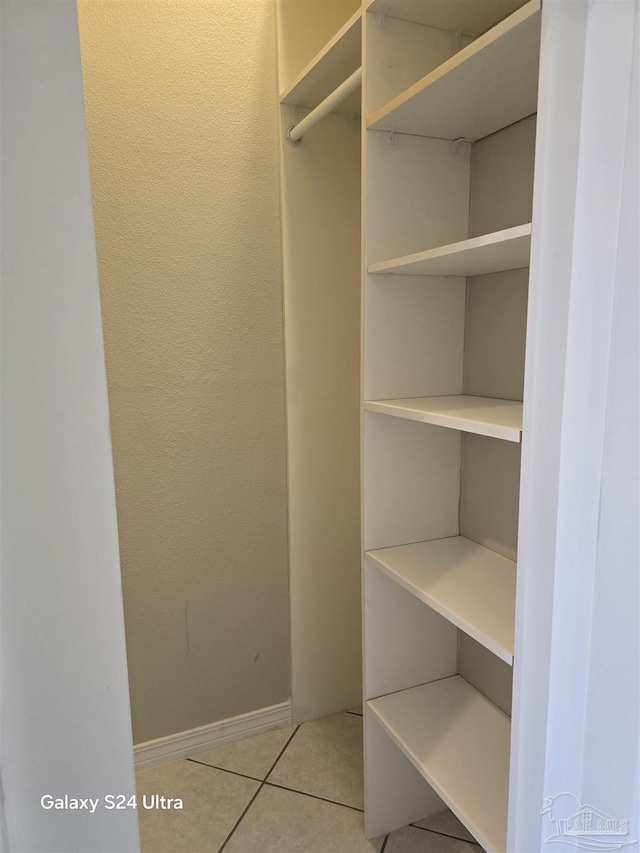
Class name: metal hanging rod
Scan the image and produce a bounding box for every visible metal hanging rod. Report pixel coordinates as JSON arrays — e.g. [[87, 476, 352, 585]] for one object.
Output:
[[286, 67, 362, 145]]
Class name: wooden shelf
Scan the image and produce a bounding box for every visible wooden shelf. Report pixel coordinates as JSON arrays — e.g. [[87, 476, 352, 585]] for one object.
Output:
[[367, 0, 540, 141], [365, 0, 528, 37], [280, 10, 362, 115], [368, 676, 510, 853], [368, 224, 531, 278], [364, 395, 523, 442], [366, 536, 516, 663]]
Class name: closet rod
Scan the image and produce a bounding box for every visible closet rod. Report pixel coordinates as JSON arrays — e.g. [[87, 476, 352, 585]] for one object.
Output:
[[286, 67, 362, 144]]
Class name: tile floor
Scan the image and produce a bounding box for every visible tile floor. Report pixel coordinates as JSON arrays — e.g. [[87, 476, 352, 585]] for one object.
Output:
[[136, 708, 482, 853]]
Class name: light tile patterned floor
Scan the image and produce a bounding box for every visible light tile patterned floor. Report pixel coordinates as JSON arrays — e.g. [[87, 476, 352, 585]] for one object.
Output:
[[136, 709, 482, 853]]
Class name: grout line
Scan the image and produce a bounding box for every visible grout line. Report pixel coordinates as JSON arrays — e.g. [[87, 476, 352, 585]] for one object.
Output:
[[264, 781, 364, 813], [346, 710, 364, 717], [217, 726, 300, 853], [379, 833, 390, 853], [410, 823, 480, 846], [264, 725, 301, 781], [217, 783, 264, 853], [186, 758, 262, 783]]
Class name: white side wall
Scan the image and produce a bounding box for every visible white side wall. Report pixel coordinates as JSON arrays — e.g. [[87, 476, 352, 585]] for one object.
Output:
[[509, 2, 639, 849], [0, 2, 139, 850], [276, 0, 363, 722], [279, 108, 363, 722]]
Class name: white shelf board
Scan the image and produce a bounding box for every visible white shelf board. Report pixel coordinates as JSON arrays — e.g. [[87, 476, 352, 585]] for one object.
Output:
[[368, 676, 510, 853], [366, 536, 516, 664], [367, 0, 540, 140], [365, 0, 528, 37], [368, 224, 531, 278], [364, 395, 523, 442], [280, 9, 362, 115]]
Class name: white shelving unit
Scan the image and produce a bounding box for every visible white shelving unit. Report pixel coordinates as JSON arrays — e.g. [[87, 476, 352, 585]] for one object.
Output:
[[367, 0, 540, 140], [368, 224, 531, 278], [366, 537, 516, 663], [369, 676, 511, 853], [362, 0, 540, 849], [364, 396, 523, 442], [277, 0, 543, 849]]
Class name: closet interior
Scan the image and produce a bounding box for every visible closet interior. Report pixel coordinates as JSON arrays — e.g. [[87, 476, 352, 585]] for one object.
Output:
[[276, 0, 363, 723], [276, 1, 541, 850]]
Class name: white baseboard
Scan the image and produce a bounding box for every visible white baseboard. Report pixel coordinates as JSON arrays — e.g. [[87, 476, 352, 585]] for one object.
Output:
[[134, 700, 292, 770]]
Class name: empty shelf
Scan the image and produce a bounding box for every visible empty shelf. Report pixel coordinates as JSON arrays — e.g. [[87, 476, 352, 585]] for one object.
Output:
[[366, 536, 516, 663], [364, 395, 523, 442], [367, 0, 540, 140], [365, 0, 528, 37], [368, 224, 531, 277], [368, 676, 510, 853], [280, 10, 362, 115]]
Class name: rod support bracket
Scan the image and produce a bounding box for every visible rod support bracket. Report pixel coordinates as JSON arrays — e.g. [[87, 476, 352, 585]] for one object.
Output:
[[286, 126, 303, 147]]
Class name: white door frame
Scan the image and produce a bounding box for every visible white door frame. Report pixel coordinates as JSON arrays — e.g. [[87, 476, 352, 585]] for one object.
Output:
[[0, 2, 139, 850], [510, 2, 639, 850]]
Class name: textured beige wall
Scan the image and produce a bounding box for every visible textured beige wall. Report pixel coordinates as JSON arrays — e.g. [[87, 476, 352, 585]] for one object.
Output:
[[78, 0, 290, 743]]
